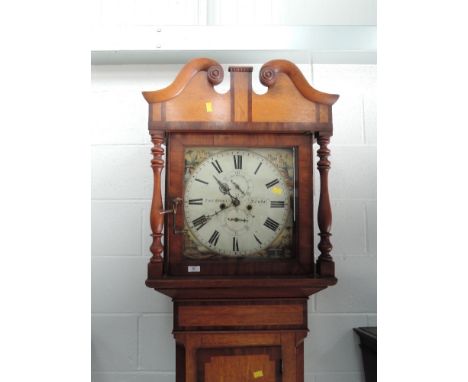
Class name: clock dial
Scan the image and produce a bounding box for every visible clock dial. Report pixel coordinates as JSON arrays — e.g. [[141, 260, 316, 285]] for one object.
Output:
[[184, 149, 291, 257]]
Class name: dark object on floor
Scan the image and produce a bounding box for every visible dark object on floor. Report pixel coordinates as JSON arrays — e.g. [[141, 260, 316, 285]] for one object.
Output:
[[354, 326, 377, 382]]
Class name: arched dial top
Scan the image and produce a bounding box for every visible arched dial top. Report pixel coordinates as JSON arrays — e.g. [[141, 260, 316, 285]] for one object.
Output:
[[142, 57, 338, 105], [184, 149, 291, 257]]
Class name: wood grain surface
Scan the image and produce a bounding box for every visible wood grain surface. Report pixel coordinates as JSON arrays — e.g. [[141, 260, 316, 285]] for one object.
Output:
[[143, 58, 338, 129], [176, 300, 306, 330]]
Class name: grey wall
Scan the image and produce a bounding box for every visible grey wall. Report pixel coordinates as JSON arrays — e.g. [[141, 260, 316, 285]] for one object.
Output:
[[92, 0, 376, 27]]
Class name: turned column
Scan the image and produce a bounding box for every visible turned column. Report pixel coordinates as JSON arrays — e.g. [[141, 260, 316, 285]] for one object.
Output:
[[316, 134, 335, 277], [148, 129, 165, 278]]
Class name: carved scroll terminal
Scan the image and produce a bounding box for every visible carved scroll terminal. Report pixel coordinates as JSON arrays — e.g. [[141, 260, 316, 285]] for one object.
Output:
[[207, 64, 224, 85]]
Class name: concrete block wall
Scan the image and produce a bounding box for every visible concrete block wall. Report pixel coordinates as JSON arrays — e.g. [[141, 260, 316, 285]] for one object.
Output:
[[91, 63, 376, 382]]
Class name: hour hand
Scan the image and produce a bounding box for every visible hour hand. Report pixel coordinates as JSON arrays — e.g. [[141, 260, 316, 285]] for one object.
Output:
[[212, 175, 240, 206], [212, 175, 230, 194]]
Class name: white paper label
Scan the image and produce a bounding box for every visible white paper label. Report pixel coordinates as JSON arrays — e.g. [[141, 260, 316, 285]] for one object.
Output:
[[188, 265, 200, 272]]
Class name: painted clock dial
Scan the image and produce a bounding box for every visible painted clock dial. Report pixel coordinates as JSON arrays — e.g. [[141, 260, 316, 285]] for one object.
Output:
[[184, 149, 292, 257]]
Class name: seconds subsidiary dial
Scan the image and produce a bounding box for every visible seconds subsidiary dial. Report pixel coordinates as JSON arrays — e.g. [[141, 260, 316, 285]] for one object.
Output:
[[184, 149, 291, 256]]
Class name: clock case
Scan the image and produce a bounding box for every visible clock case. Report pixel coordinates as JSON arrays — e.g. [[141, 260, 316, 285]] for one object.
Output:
[[169, 133, 308, 276], [143, 58, 339, 299]]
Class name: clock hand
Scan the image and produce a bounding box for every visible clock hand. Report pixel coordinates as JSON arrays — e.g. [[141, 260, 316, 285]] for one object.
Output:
[[205, 202, 234, 220], [212, 175, 230, 193], [230, 180, 246, 195], [212, 175, 240, 206]]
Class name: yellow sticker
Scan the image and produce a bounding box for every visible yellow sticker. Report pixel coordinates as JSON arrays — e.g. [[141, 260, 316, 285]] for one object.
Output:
[[253, 370, 264, 378], [205, 101, 213, 112], [271, 186, 283, 195]]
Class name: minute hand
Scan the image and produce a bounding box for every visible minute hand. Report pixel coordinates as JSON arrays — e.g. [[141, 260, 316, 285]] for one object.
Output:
[[205, 202, 234, 220]]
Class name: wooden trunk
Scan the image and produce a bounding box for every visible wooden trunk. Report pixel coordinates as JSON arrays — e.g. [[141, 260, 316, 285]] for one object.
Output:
[[174, 299, 307, 382]]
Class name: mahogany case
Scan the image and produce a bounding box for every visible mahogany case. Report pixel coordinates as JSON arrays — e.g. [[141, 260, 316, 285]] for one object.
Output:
[[141, 58, 340, 382]]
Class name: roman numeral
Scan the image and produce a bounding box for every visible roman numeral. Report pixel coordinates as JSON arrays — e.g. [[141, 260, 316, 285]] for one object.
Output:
[[188, 198, 203, 205], [208, 230, 220, 246], [270, 201, 285, 208], [195, 178, 209, 185], [233, 155, 242, 170], [254, 162, 263, 175], [254, 234, 262, 245], [232, 237, 239, 252], [192, 215, 208, 231], [265, 178, 279, 189], [264, 217, 280, 231], [211, 160, 223, 174]]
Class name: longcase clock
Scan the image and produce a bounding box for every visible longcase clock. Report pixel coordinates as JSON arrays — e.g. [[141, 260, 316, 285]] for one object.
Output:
[[143, 58, 339, 382]]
